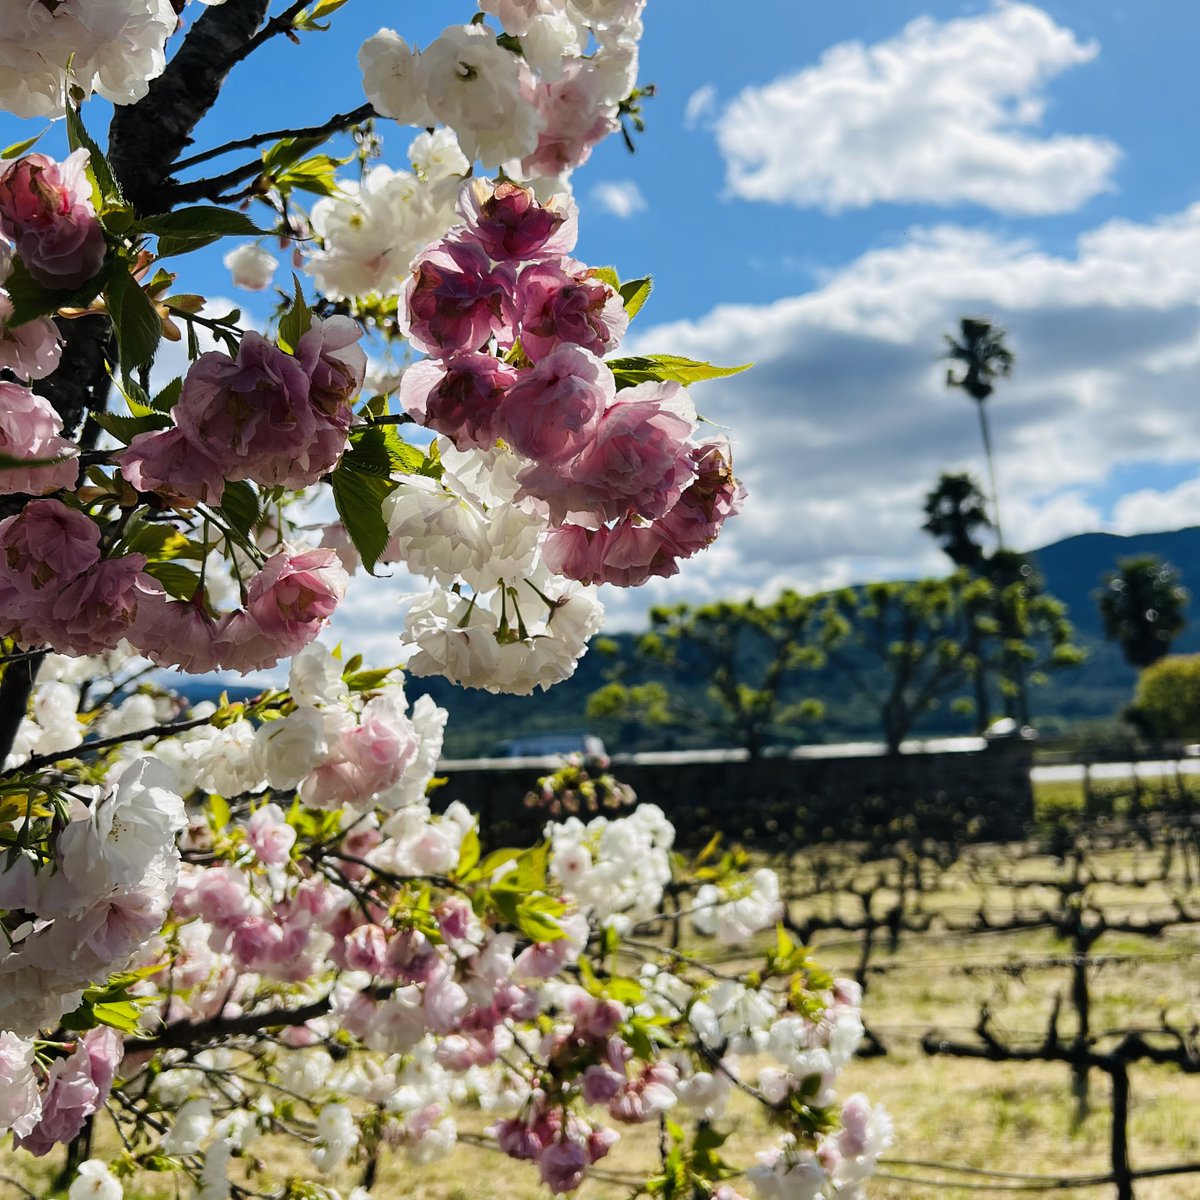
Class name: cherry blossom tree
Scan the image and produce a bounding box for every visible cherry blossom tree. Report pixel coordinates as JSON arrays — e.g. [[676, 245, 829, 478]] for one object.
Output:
[[0, 3, 888, 1197]]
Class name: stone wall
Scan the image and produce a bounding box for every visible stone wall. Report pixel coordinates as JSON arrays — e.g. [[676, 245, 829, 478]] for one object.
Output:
[[434, 738, 1036, 852]]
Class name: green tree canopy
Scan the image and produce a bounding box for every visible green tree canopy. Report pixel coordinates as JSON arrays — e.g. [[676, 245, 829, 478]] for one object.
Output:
[[1097, 555, 1188, 670], [1129, 654, 1200, 740], [586, 591, 841, 758]]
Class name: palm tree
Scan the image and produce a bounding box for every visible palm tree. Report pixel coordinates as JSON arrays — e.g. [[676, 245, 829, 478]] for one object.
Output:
[[944, 317, 1014, 547]]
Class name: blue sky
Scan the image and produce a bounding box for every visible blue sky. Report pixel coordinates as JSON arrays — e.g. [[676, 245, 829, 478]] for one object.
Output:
[[5, 0, 1200, 645]]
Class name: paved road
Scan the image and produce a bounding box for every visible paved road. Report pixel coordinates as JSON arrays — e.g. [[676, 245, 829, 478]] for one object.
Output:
[[1031, 758, 1200, 783]]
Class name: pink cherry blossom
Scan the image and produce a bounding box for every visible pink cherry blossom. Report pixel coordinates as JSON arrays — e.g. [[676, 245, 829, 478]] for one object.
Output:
[[0, 293, 61, 379], [521, 61, 620, 178], [538, 1138, 588, 1194], [498, 344, 613, 466], [0, 382, 79, 496], [215, 547, 348, 671], [119, 426, 227, 504], [457, 178, 578, 263], [399, 353, 517, 450], [344, 923, 388, 975], [0, 1034, 41, 1140], [130, 593, 225, 674], [47, 555, 155, 655], [295, 314, 367, 414], [0, 151, 106, 289], [0, 498, 98, 593], [515, 258, 628, 362], [401, 238, 516, 357], [172, 332, 350, 490], [246, 804, 297, 866], [490, 1115, 544, 1161], [518, 387, 694, 526], [13, 1042, 100, 1156]]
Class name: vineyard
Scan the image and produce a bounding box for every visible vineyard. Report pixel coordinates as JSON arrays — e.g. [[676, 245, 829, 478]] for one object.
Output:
[[399, 777, 1200, 1200]]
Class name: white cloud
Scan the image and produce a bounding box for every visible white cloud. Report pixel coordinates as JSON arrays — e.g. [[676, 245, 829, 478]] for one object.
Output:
[[683, 83, 718, 130], [591, 180, 647, 220], [1113, 479, 1200, 535], [619, 202, 1200, 611], [713, 2, 1119, 214]]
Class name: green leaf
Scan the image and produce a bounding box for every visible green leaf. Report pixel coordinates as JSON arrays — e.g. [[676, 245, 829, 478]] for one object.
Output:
[[152, 376, 183, 412], [330, 459, 398, 575], [274, 154, 349, 198], [472, 846, 523, 882], [142, 560, 202, 600], [140, 207, 269, 259], [106, 265, 162, 370], [2, 130, 46, 160], [217, 480, 260, 538], [91, 411, 172, 444], [515, 893, 568, 941], [346, 424, 428, 477], [619, 276, 652, 319], [277, 274, 312, 355], [608, 354, 752, 389], [456, 827, 481, 876], [66, 105, 121, 202], [591, 265, 621, 289]]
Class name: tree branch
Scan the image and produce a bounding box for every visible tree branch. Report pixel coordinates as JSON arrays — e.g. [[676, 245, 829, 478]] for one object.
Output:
[[171, 103, 375, 173]]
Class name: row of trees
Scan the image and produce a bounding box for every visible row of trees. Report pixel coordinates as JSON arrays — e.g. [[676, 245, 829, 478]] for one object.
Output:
[[588, 567, 1082, 756]]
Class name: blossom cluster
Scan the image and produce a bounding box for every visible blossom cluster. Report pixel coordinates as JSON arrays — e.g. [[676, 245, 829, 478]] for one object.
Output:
[[0, 0, 178, 119], [0, 0, 886, 1195], [0, 642, 886, 1199], [361, 4, 643, 176], [121, 315, 367, 504], [379, 180, 744, 690]]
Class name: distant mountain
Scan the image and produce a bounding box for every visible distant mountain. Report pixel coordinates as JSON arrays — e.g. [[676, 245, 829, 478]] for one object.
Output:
[[168, 528, 1200, 756], [1019, 524, 1200, 731]]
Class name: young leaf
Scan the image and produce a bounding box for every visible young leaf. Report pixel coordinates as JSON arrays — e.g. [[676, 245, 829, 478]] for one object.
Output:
[[591, 265, 621, 290], [607, 354, 752, 389], [619, 275, 652, 318], [330, 459, 399, 575], [277, 274, 312, 354], [1, 130, 46, 160]]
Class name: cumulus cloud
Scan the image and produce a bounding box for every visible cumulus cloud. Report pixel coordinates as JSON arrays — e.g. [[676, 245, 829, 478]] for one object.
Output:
[[616, 203, 1200, 615], [591, 180, 648, 219], [1113, 479, 1200, 535], [712, 2, 1119, 214]]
